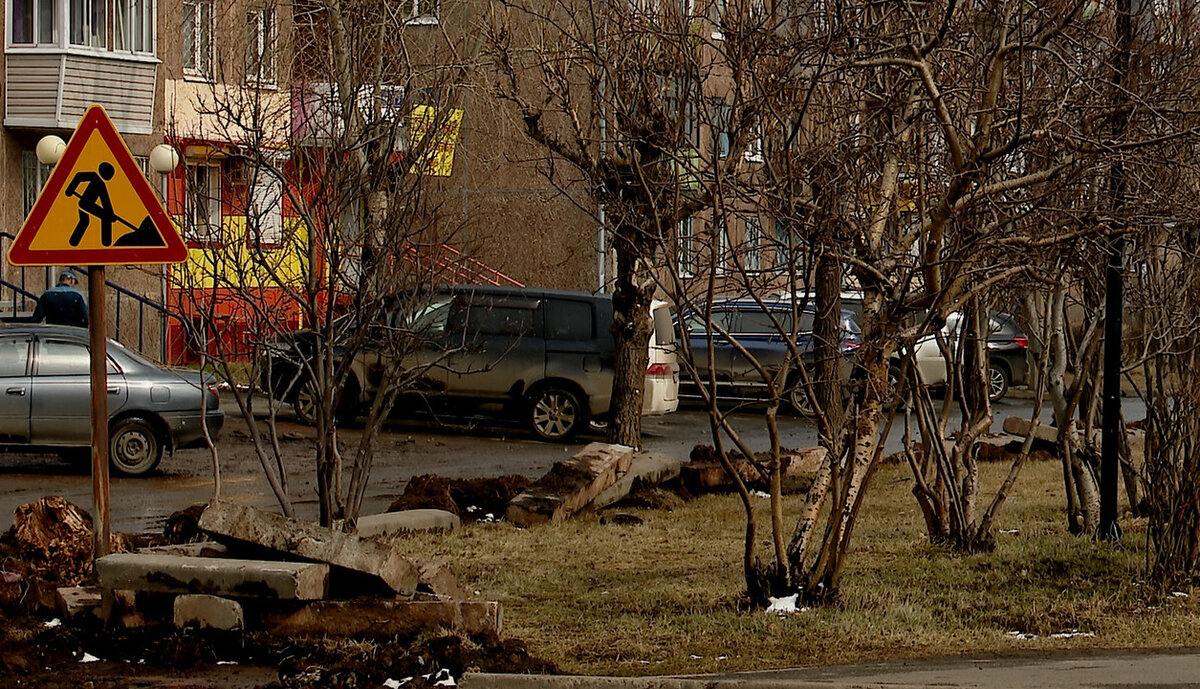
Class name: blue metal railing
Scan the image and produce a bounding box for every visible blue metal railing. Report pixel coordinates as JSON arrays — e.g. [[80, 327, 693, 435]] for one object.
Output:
[[1, 231, 193, 360]]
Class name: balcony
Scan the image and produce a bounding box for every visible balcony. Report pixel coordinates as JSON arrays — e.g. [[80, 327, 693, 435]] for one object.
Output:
[[4, 0, 159, 134]]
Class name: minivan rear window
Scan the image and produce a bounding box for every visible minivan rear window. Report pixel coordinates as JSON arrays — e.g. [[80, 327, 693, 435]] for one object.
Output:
[[652, 305, 675, 346]]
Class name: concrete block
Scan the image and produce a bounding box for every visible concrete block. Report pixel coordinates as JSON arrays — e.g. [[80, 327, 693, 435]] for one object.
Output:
[[138, 542, 229, 558], [415, 559, 467, 600], [56, 586, 101, 618], [262, 600, 501, 638], [356, 510, 460, 538], [174, 594, 245, 631], [591, 451, 682, 510], [507, 443, 634, 527], [1002, 415, 1058, 443], [96, 553, 329, 600], [199, 501, 418, 596]]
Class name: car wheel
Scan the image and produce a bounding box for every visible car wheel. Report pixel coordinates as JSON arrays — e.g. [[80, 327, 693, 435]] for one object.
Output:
[[292, 377, 320, 425], [528, 386, 585, 442], [988, 362, 1010, 402], [293, 377, 358, 426], [110, 417, 163, 477], [787, 378, 815, 416]]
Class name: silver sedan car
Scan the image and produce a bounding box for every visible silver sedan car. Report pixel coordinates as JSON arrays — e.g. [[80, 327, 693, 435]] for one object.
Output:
[[0, 325, 223, 476]]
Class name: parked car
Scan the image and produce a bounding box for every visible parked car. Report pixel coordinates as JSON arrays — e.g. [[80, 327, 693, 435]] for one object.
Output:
[[261, 286, 679, 442], [0, 324, 224, 476], [677, 298, 860, 414], [778, 291, 1029, 401]]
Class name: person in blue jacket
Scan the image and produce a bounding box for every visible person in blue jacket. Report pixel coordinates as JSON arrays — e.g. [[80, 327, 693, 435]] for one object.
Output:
[[32, 270, 89, 327]]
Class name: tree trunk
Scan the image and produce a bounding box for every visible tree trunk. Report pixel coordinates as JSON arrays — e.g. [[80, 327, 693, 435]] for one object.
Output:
[[607, 227, 655, 448]]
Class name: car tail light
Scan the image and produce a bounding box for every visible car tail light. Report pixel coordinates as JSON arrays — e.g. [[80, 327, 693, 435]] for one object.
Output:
[[646, 363, 673, 376], [842, 341, 861, 351], [1014, 336, 1029, 349]]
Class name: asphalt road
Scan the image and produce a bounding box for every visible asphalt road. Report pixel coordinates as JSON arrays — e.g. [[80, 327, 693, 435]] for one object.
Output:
[[0, 392, 1145, 535]]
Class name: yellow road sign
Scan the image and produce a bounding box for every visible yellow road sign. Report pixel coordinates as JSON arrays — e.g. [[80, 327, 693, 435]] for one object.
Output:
[[7, 105, 188, 266]]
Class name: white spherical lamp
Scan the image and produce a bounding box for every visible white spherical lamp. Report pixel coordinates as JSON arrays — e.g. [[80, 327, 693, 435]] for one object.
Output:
[[149, 144, 181, 173], [35, 136, 66, 165]]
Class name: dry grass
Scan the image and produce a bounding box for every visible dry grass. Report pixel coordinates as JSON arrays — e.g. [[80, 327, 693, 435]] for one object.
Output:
[[396, 458, 1200, 676]]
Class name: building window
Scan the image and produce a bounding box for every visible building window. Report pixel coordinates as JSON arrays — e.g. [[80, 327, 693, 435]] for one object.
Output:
[[714, 215, 730, 272], [183, 0, 214, 77], [69, 0, 107, 47], [677, 216, 694, 277], [744, 127, 763, 163], [248, 162, 284, 247], [711, 99, 730, 159], [403, 0, 438, 24], [21, 152, 53, 216], [245, 6, 276, 85], [11, 0, 56, 44], [186, 164, 222, 244], [114, 0, 153, 52], [744, 215, 762, 272]]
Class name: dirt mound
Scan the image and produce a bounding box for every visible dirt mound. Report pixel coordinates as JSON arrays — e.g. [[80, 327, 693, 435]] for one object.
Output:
[[164, 504, 209, 544], [388, 475, 531, 522], [270, 631, 557, 688]]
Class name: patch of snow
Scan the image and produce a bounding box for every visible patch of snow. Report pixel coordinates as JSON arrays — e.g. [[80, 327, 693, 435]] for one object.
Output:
[[1050, 630, 1095, 639], [689, 654, 703, 660], [466, 505, 479, 513], [424, 669, 455, 687], [383, 678, 412, 688], [1007, 631, 1037, 640], [217, 661, 237, 666], [717, 655, 728, 661], [1000, 529, 1020, 535], [750, 490, 771, 499], [766, 594, 801, 614], [80, 653, 100, 663], [1171, 591, 1189, 598], [44, 618, 62, 629]]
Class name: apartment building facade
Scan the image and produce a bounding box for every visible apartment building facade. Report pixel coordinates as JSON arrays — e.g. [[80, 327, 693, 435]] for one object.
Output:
[[2, 0, 608, 361]]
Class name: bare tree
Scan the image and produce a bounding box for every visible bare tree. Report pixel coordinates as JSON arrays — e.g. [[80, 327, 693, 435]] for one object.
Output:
[[169, 0, 480, 524]]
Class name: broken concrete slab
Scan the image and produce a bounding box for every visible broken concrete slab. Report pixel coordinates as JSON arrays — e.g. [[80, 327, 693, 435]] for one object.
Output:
[[1002, 416, 1059, 443], [506, 443, 634, 527], [414, 559, 467, 600], [56, 586, 101, 618], [96, 553, 329, 600], [198, 500, 418, 597], [138, 542, 229, 558], [591, 451, 682, 510], [175, 594, 245, 631], [680, 447, 825, 493], [261, 600, 501, 638], [355, 510, 460, 539]]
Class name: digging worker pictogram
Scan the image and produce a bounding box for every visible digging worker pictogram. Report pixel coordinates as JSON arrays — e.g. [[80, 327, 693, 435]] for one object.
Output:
[[65, 161, 165, 248]]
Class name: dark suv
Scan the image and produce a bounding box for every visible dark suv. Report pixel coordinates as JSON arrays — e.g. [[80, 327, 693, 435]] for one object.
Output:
[[677, 298, 860, 414], [262, 285, 678, 441]]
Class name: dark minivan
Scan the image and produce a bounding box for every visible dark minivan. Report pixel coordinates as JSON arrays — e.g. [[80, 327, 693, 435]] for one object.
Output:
[[264, 285, 678, 441]]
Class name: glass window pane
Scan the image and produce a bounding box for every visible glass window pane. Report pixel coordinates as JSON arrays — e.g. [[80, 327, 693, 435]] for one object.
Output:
[[545, 300, 593, 341], [0, 339, 30, 377], [38, 0, 56, 43], [739, 309, 792, 334], [37, 341, 90, 376], [13, 0, 34, 43], [183, 4, 196, 70]]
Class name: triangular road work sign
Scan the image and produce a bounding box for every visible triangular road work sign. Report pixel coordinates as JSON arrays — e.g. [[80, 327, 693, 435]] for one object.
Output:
[[7, 105, 188, 266]]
